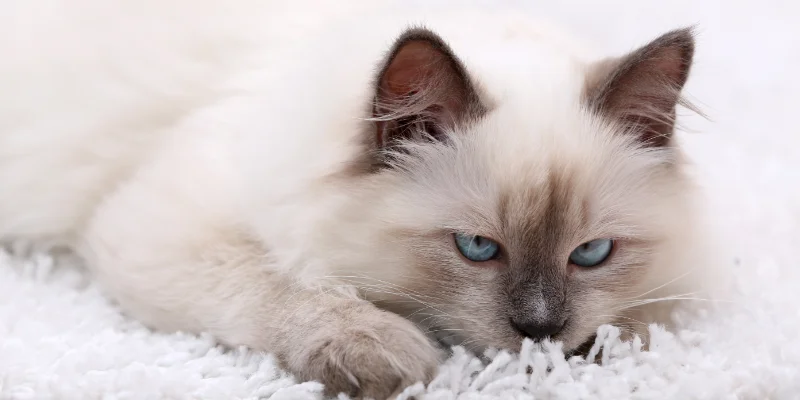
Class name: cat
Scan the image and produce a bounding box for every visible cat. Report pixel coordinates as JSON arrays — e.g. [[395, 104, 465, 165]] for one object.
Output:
[[0, 1, 719, 398]]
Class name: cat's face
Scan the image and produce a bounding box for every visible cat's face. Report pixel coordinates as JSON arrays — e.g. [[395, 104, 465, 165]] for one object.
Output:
[[371, 119, 692, 353], [354, 27, 696, 353]]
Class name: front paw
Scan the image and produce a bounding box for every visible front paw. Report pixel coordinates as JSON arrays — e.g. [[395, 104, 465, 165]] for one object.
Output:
[[302, 310, 442, 399]]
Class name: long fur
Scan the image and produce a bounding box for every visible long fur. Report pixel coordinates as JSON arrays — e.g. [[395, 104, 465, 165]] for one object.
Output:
[[0, 1, 720, 398]]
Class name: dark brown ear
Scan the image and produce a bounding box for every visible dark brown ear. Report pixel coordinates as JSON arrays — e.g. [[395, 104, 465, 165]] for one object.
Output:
[[372, 28, 484, 150], [584, 28, 695, 147]]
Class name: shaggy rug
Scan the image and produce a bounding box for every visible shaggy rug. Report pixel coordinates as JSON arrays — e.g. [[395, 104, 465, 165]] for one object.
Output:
[[1, 0, 799, 399]]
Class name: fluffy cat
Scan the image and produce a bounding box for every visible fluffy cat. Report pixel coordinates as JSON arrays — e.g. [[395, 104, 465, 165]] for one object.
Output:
[[0, 1, 717, 398]]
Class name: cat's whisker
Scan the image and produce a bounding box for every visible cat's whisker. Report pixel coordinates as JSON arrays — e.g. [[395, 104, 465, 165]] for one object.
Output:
[[596, 314, 649, 327], [277, 280, 360, 309], [407, 307, 455, 321], [457, 338, 480, 352], [323, 274, 456, 318], [621, 270, 696, 300], [324, 274, 444, 301], [273, 280, 326, 303], [278, 286, 342, 328], [424, 327, 465, 334], [610, 294, 695, 312], [612, 293, 736, 312], [617, 290, 698, 304], [416, 312, 454, 326], [355, 285, 455, 319]]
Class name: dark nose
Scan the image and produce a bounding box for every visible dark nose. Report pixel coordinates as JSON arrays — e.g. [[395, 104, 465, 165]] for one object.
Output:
[[510, 318, 566, 340]]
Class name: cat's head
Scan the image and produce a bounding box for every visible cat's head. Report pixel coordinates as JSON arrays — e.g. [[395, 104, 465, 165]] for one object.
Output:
[[349, 26, 698, 354]]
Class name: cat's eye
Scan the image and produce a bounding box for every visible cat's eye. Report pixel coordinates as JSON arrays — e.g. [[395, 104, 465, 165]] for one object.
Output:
[[454, 233, 500, 262], [569, 239, 614, 267]]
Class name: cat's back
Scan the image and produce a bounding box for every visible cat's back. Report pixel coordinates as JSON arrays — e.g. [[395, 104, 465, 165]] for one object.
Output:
[[0, 0, 597, 242], [0, 0, 364, 241]]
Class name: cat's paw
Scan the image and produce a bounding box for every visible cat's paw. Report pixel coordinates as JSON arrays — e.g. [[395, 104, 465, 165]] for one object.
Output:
[[303, 310, 442, 399]]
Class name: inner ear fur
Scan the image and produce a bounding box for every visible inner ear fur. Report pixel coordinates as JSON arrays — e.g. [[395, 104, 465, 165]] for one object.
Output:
[[584, 27, 697, 147], [371, 27, 485, 150]]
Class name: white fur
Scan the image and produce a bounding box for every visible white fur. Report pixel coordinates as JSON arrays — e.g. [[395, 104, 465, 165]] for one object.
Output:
[[1, 1, 599, 303], [0, 0, 719, 396]]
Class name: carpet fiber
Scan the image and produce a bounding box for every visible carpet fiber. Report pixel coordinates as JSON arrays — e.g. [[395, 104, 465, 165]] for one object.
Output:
[[2, 1, 799, 399]]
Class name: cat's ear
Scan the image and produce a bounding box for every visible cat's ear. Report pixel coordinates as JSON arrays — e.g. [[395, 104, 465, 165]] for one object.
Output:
[[372, 28, 485, 149], [584, 28, 695, 147]]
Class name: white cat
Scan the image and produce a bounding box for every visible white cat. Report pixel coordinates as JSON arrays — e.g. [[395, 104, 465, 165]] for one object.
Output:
[[0, 1, 718, 398]]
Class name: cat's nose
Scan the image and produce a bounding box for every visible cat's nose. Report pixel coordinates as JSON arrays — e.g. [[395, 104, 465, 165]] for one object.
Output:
[[510, 317, 566, 340]]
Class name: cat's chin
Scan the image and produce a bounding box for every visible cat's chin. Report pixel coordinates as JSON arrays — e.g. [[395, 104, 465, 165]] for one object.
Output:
[[429, 327, 463, 349], [567, 334, 598, 358], [427, 325, 597, 360]]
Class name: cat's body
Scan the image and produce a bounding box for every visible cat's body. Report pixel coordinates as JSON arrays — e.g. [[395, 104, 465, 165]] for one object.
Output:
[[1, 1, 717, 398]]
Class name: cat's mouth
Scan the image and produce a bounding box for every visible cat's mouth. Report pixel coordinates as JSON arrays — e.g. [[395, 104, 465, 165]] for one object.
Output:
[[430, 327, 463, 350], [427, 324, 598, 360], [567, 334, 598, 358]]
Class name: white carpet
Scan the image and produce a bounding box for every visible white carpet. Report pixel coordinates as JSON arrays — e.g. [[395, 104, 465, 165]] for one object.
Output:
[[2, 1, 799, 399]]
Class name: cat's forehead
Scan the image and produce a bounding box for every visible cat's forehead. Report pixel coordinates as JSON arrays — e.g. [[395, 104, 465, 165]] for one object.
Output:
[[494, 165, 590, 248], [427, 109, 666, 236], [393, 84, 674, 239], [468, 104, 618, 193]]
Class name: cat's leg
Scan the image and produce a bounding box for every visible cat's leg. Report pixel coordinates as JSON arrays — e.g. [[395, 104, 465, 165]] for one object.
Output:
[[79, 175, 441, 399]]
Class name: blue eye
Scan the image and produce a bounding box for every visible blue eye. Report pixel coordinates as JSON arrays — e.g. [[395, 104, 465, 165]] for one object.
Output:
[[569, 239, 614, 267], [454, 233, 500, 262]]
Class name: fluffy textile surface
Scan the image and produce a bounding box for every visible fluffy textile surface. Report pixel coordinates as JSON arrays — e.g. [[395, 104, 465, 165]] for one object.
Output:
[[2, 1, 799, 399]]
